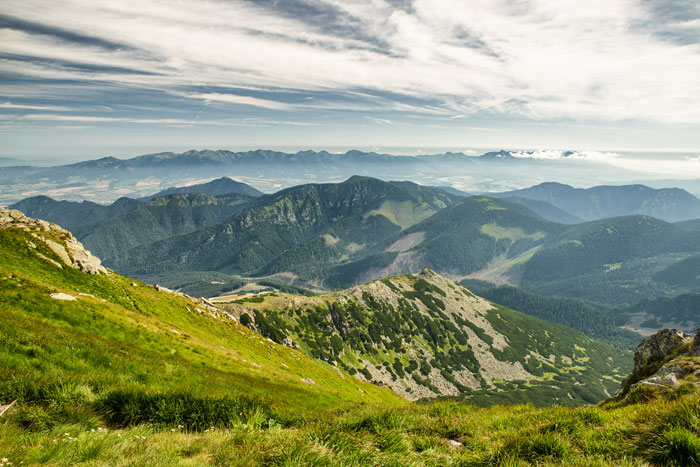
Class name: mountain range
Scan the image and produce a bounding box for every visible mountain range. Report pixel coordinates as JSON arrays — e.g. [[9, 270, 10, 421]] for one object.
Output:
[[0, 148, 652, 206], [10, 175, 700, 338]]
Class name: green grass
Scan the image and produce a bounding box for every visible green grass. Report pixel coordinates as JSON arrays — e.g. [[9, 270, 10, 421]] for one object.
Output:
[[2, 384, 700, 465], [0, 226, 403, 425]]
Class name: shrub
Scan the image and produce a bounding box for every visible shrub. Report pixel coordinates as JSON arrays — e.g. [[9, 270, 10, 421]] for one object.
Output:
[[98, 389, 276, 431], [666, 399, 700, 432], [511, 433, 571, 461], [376, 431, 409, 453], [347, 409, 406, 434], [623, 385, 662, 405], [650, 428, 700, 466]]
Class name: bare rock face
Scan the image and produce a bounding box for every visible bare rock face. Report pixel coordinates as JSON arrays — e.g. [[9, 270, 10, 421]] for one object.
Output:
[[691, 329, 700, 357], [0, 208, 107, 275], [619, 328, 699, 397], [632, 328, 691, 374]]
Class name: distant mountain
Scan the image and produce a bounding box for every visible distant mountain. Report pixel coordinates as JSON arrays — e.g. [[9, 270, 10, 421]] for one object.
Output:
[[9, 195, 141, 231], [222, 269, 630, 405], [478, 150, 515, 159], [327, 196, 561, 288], [492, 182, 700, 222], [141, 177, 264, 200], [75, 193, 254, 260], [107, 176, 461, 279], [499, 196, 582, 224], [0, 156, 23, 166], [516, 215, 700, 304], [429, 185, 474, 197], [432, 187, 581, 224], [674, 218, 700, 231]]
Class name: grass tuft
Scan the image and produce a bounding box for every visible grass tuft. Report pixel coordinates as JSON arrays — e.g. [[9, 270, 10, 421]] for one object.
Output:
[[98, 389, 281, 431]]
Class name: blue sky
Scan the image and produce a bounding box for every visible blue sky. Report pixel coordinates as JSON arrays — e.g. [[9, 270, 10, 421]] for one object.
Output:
[[1, 0, 699, 161]]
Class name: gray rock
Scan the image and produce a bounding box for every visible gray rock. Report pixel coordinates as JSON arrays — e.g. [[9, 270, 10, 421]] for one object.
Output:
[[691, 329, 700, 357], [50, 292, 77, 301], [633, 328, 691, 374]]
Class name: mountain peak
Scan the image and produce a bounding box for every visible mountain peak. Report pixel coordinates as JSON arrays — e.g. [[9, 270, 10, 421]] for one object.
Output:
[[479, 150, 514, 159], [222, 269, 628, 404]]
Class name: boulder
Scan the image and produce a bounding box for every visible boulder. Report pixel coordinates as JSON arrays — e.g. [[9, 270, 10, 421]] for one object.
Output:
[[633, 328, 691, 375], [50, 292, 77, 301]]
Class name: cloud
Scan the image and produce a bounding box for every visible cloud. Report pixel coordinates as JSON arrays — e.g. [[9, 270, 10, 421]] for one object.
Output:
[[509, 150, 621, 161], [184, 93, 293, 110], [0, 101, 72, 111], [0, 0, 699, 131]]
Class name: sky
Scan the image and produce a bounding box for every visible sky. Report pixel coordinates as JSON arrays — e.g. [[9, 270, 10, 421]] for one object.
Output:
[[1, 0, 699, 161]]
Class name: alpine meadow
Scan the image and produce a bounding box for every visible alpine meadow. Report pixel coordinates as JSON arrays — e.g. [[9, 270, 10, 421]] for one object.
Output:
[[2, 1, 700, 466]]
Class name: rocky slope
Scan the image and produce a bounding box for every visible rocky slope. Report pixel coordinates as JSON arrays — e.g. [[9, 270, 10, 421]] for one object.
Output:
[[221, 269, 631, 406]]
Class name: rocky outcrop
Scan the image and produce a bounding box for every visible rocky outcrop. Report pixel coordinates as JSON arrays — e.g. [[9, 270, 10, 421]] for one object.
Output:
[[619, 328, 700, 396], [691, 329, 700, 357], [0, 208, 107, 274], [632, 328, 691, 374]]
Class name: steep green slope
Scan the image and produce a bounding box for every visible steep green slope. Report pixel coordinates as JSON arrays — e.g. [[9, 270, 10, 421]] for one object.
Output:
[[0, 209, 402, 429], [76, 192, 254, 260], [141, 176, 264, 199], [221, 270, 631, 406], [109, 176, 459, 279], [9, 196, 141, 231]]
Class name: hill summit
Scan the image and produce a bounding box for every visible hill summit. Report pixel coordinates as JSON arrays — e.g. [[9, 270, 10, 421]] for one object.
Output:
[[221, 269, 630, 405]]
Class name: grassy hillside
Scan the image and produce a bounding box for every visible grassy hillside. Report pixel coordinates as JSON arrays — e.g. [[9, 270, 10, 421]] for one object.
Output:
[[220, 270, 631, 406], [0, 212, 402, 432]]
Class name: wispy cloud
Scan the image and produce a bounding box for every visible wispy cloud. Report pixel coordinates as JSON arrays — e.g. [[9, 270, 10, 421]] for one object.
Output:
[[183, 93, 294, 110], [0, 101, 72, 111], [0, 0, 699, 152], [509, 150, 620, 161]]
